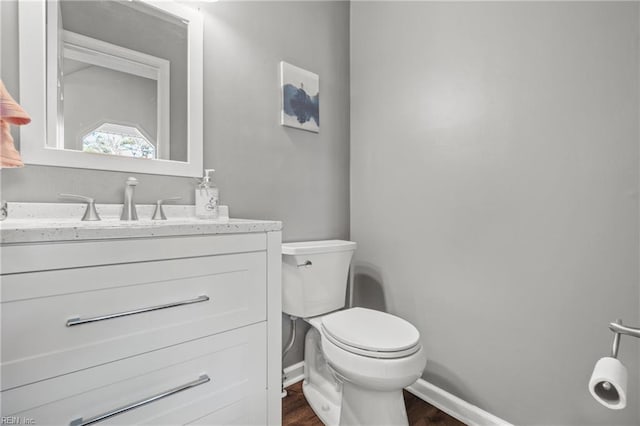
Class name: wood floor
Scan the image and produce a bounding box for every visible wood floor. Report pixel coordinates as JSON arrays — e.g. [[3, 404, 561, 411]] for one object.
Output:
[[282, 381, 467, 426]]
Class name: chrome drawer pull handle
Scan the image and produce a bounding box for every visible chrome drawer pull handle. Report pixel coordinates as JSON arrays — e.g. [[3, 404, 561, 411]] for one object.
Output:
[[66, 295, 210, 327], [69, 374, 210, 426]]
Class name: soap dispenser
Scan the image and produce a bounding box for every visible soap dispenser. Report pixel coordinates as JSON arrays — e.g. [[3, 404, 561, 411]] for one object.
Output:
[[195, 169, 219, 219]]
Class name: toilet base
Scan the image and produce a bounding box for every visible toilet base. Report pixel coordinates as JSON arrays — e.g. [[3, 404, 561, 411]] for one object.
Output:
[[302, 326, 342, 426], [302, 379, 341, 426], [339, 381, 409, 426]]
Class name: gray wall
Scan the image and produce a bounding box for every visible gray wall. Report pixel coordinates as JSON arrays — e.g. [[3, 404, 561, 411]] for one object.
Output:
[[351, 2, 639, 426], [1, 0, 350, 366]]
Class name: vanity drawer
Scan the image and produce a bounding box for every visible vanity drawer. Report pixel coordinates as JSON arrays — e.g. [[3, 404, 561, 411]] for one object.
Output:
[[187, 390, 267, 425], [2, 322, 267, 425], [1, 251, 266, 391]]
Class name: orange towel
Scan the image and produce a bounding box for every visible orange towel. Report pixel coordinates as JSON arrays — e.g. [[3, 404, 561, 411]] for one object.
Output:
[[0, 80, 30, 168]]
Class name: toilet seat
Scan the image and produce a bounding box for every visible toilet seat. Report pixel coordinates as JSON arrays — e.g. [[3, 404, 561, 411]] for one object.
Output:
[[320, 307, 421, 359], [321, 327, 421, 359]]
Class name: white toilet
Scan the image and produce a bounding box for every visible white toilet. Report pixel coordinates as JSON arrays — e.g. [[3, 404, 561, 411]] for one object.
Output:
[[282, 240, 427, 426]]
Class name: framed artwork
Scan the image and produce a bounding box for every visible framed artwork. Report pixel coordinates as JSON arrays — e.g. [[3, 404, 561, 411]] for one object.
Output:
[[280, 61, 319, 133]]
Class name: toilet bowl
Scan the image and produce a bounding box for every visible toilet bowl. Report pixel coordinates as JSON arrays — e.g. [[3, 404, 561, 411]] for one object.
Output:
[[282, 241, 427, 426]]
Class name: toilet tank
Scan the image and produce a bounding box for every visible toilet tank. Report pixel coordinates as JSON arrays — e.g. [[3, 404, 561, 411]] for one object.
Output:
[[282, 240, 357, 318]]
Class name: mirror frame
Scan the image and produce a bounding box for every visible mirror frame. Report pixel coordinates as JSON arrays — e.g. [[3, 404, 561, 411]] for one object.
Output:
[[18, 0, 203, 177]]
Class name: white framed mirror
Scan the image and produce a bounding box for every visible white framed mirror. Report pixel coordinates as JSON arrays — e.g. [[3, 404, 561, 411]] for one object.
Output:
[[18, 0, 203, 177]]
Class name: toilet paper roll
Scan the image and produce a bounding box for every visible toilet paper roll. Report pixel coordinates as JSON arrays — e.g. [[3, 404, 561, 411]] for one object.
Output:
[[589, 357, 627, 410]]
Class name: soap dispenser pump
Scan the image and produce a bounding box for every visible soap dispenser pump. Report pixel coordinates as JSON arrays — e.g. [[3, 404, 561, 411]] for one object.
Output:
[[195, 169, 219, 219]]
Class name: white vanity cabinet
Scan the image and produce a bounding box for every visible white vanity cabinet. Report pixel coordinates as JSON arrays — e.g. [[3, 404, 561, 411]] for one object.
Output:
[[0, 223, 282, 426]]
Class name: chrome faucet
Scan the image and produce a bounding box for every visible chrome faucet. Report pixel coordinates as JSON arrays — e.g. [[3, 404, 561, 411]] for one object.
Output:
[[120, 177, 138, 221]]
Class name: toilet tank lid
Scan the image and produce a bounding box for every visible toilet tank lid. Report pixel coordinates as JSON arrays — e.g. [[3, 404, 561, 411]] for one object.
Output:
[[282, 240, 357, 255]]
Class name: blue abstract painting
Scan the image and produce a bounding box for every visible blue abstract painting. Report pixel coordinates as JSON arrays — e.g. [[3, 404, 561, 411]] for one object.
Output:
[[280, 62, 319, 133]]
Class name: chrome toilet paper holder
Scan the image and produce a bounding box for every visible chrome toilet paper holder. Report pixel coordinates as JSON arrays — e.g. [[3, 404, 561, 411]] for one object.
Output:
[[608, 319, 640, 358]]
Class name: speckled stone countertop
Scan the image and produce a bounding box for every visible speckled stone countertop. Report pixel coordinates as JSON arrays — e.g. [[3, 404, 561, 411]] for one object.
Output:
[[0, 203, 282, 244]]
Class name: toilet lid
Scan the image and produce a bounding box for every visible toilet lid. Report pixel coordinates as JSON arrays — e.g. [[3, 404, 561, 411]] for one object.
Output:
[[321, 308, 420, 354]]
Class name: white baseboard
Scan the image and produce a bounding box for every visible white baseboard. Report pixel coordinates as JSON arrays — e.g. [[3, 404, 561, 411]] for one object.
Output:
[[282, 361, 511, 426], [406, 378, 513, 426], [282, 361, 305, 388]]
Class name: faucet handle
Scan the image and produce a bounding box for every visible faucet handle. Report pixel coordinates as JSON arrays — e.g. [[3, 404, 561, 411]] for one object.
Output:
[[152, 197, 182, 220], [59, 193, 101, 221]]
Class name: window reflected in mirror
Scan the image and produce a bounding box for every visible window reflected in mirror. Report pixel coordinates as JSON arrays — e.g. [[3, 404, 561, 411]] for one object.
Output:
[[82, 122, 156, 159]]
